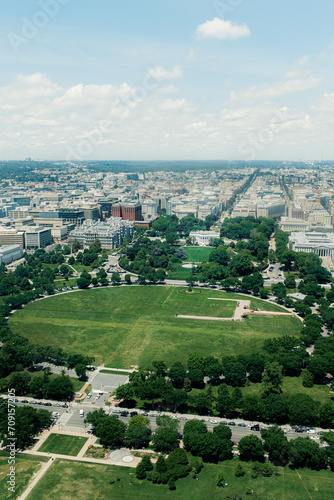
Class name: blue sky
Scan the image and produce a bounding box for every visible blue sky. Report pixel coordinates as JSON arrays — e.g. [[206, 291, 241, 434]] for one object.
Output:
[[0, 0, 334, 161]]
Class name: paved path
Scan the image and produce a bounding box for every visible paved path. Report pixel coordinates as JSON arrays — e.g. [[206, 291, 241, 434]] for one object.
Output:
[[18, 457, 54, 500], [177, 314, 235, 322], [177, 298, 251, 321]]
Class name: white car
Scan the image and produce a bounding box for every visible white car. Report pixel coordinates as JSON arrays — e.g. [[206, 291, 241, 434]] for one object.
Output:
[[307, 429, 315, 434], [210, 419, 217, 424]]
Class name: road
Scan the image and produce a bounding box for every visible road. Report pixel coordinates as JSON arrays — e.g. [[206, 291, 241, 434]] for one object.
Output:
[[7, 397, 327, 444]]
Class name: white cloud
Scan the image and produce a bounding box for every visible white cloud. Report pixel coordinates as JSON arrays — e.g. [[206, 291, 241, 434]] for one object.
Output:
[[156, 85, 179, 95], [0, 71, 332, 161], [147, 65, 183, 81], [195, 18, 250, 40], [228, 76, 323, 104]]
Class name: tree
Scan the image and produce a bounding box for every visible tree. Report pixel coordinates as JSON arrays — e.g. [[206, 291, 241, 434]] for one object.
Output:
[[231, 387, 243, 409], [262, 362, 283, 395], [9, 372, 31, 395], [289, 437, 328, 470], [246, 354, 265, 383], [288, 394, 319, 427], [45, 374, 74, 401], [136, 462, 147, 479], [168, 477, 176, 490], [169, 361, 186, 388], [156, 415, 179, 430], [261, 425, 290, 464], [302, 369, 314, 388], [124, 424, 151, 449], [234, 463, 246, 477], [284, 274, 296, 289], [94, 415, 126, 448], [216, 388, 233, 417], [0, 402, 52, 450], [141, 455, 153, 471], [242, 395, 262, 421], [135, 375, 165, 409], [151, 426, 179, 452], [213, 424, 232, 441], [77, 270, 91, 289], [124, 274, 132, 284], [156, 455, 167, 474], [192, 393, 212, 415], [216, 471, 225, 487], [205, 357, 222, 383], [222, 361, 246, 387], [187, 353, 205, 371], [262, 393, 289, 424], [259, 287, 269, 300], [74, 363, 87, 380], [187, 368, 204, 387], [166, 448, 189, 479], [183, 377, 192, 392], [238, 435, 265, 462], [111, 272, 121, 285], [71, 240, 81, 253], [318, 403, 334, 428]]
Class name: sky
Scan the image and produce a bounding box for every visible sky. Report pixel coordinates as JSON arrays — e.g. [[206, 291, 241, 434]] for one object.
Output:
[[0, 0, 334, 161]]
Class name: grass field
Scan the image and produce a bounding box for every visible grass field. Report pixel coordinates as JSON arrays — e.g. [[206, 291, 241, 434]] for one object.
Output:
[[183, 246, 213, 262], [239, 376, 333, 405], [190, 375, 333, 408], [26, 458, 334, 500], [167, 265, 194, 281], [9, 287, 301, 369], [38, 434, 88, 456], [0, 452, 48, 500]]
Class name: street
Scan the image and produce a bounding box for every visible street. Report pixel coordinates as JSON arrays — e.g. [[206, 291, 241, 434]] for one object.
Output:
[[7, 397, 327, 444]]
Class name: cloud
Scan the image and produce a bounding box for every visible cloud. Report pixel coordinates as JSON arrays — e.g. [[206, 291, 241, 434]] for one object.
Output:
[[0, 71, 332, 161], [227, 76, 323, 104], [147, 65, 183, 81], [195, 18, 250, 40]]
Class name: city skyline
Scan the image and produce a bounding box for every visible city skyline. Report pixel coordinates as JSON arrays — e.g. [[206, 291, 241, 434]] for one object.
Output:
[[1, 1, 334, 161]]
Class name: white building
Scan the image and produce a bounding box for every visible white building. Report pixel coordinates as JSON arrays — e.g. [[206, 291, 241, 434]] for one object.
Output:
[[189, 230, 220, 247], [289, 232, 334, 257], [141, 201, 158, 218], [280, 217, 309, 232], [0, 244, 24, 265], [68, 217, 134, 249]]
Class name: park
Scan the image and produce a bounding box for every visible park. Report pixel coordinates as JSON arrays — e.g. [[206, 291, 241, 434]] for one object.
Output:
[[9, 285, 301, 369]]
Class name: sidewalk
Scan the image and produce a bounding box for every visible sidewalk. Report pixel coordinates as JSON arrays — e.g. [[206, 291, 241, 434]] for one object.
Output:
[[18, 457, 54, 500]]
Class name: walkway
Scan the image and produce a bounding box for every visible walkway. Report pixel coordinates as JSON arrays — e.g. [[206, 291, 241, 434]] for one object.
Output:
[[18, 457, 54, 500], [176, 297, 294, 322]]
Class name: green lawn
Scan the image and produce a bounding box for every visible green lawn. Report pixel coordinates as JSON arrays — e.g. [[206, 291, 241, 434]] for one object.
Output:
[[239, 376, 332, 406], [38, 434, 88, 456], [0, 452, 48, 500], [9, 286, 301, 369], [26, 458, 334, 500], [99, 369, 131, 376], [183, 246, 213, 262], [167, 265, 194, 281]]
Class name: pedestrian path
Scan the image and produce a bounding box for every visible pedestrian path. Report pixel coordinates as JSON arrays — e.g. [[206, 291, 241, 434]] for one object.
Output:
[[18, 457, 54, 500]]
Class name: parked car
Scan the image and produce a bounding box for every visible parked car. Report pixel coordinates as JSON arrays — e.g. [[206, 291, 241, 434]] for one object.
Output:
[[238, 423, 246, 427], [220, 421, 228, 426], [120, 411, 129, 416], [228, 422, 236, 426], [130, 411, 138, 417], [44, 402, 52, 406], [21, 400, 28, 403]]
